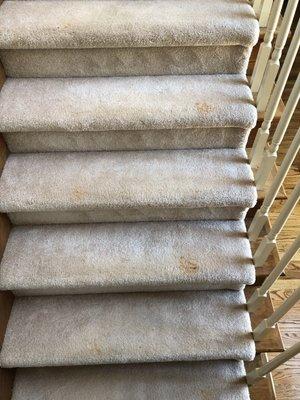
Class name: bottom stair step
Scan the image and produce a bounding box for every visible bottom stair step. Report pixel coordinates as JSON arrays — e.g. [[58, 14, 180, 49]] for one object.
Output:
[[0, 290, 255, 368], [12, 361, 250, 400]]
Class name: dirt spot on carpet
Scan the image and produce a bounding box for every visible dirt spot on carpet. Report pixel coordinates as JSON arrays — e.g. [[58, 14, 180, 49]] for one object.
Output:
[[88, 340, 101, 355], [72, 187, 88, 200], [195, 102, 214, 114], [179, 256, 199, 274]]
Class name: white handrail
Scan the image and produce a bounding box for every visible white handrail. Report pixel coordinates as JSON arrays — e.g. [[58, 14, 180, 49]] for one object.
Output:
[[250, 19, 300, 168], [253, 287, 300, 340], [251, 0, 285, 92], [255, 77, 300, 189], [248, 236, 300, 311], [247, 343, 300, 385], [257, 0, 299, 111], [252, 180, 300, 267], [249, 128, 300, 241]]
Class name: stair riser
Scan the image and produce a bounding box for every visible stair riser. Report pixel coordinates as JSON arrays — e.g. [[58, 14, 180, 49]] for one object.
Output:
[[3, 127, 250, 153], [12, 361, 250, 400], [12, 282, 246, 297], [8, 207, 249, 225], [1, 46, 251, 78]]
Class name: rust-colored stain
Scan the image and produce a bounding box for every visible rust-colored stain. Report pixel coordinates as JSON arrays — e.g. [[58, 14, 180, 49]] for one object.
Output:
[[179, 256, 199, 274], [72, 187, 88, 201], [88, 340, 101, 355], [196, 102, 214, 114]]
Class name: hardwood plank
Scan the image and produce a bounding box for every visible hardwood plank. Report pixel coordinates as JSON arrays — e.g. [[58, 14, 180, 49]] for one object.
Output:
[[270, 290, 300, 349], [268, 352, 300, 400]]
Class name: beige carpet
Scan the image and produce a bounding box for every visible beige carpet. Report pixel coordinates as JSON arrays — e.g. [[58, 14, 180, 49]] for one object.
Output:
[[0, 0, 258, 77], [0, 0, 259, 398], [12, 361, 250, 400], [0, 290, 255, 368], [0, 74, 257, 152], [0, 149, 257, 224], [0, 220, 255, 295]]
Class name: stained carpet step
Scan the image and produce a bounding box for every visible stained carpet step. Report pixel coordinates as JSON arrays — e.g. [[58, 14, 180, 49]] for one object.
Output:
[[0, 220, 255, 295], [0, 290, 255, 368], [0, 75, 257, 152], [0, 149, 257, 224], [12, 361, 250, 400], [0, 0, 259, 77]]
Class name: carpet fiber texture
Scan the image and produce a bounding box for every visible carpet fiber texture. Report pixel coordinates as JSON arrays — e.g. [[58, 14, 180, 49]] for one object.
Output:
[[1, 46, 252, 78], [11, 361, 250, 400], [0, 290, 255, 368], [0, 74, 257, 152], [0, 0, 258, 77], [0, 0, 259, 49], [0, 220, 255, 295], [0, 149, 257, 224]]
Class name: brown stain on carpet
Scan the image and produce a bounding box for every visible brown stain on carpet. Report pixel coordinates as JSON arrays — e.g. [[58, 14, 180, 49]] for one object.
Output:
[[88, 340, 101, 355], [196, 102, 214, 114], [179, 256, 199, 274], [72, 187, 88, 201]]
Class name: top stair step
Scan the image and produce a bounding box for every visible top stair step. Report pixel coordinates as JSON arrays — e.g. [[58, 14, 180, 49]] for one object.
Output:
[[0, 0, 259, 77]]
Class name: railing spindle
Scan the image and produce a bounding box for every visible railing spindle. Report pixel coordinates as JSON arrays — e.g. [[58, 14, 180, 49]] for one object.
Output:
[[253, 0, 264, 15], [257, 0, 299, 111], [248, 236, 300, 312], [255, 77, 300, 189], [249, 129, 300, 241], [253, 288, 300, 340], [253, 180, 300, 267], [250, 19, 300, 167], [247, 343, 300, 385], [259, 0, 275, 27], [251, 0, 285, 92]]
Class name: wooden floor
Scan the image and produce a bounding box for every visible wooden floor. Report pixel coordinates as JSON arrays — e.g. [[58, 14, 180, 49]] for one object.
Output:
[[255, 70, 300, 399]]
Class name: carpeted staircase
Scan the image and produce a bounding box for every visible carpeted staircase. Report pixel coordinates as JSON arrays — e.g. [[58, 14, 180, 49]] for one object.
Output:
[[0, 1, 260, 399]]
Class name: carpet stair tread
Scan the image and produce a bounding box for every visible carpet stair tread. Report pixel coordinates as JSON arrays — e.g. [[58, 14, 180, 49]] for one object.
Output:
[[0, 0, 258, 50], [0, 290, 255, 368], [0, 220, 255, 295], [0, 75, 256, 133], [0, 149, 257, 224], [0, 74, 257, 152]]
